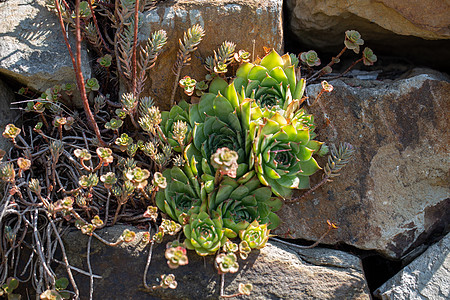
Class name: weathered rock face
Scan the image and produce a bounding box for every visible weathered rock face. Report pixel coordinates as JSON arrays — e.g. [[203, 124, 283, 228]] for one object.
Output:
[[0, 0, 90, 105], [274, 70, 450, 259], [0, 78, 19, 152], [374, 233, 450, 299], [286, 0, 450, 41], [57, 225, 370, 299], [138, 0, 283, 110], [285, 0, 450, 70]]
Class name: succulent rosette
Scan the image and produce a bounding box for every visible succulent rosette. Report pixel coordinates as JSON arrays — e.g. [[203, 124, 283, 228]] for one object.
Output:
[[215, 252, 239, 274], [186, 80, 252, 176], [165, 242, 189, 269], [233, 49, 306, 110], [155, 166, 202, 224], [344, 30, 364, 54], [183, 211, 227, 256], [210, 175, 282, 235], [160, 101, 192, 152], [249, 108, 322, 198], [211, 147, 239, 178], [239, 220, 270, 250], [300, 50, 321, 67], [362, 47, 377, 66]]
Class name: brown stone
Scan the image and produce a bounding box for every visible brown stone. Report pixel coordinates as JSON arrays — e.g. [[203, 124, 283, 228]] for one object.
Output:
[[274, 70, 450, 259], [286, 0, 450, 42], [137, 0, 283, 110], [285, 0, 450, 70]]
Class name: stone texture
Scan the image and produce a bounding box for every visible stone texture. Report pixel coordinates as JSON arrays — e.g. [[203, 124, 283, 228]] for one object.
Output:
[[374, 233, 450, 299], [0, 0, 90, 106], [0, 78, 19, 152], [286, 0, 450, 41], [285, 0, 450, 70], [138, 0, 283, 110], [274, 70, 450, 259], [58, 225, 370, 299]]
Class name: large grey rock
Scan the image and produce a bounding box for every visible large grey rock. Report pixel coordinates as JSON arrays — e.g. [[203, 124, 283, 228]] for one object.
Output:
[[0, 0, 90, 106], [0, 78, 19, 152], [375, 233, 450, 299], [137, 0, 283, 110], [274, 70, 450, 259], [58, 225, 370, 299]]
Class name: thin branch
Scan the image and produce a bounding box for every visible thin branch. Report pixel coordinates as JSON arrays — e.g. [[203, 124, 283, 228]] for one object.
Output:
[[48, 216, 80, 299], [308, 47, 347, 82], [75, 0, 106, 146], [87, 0, 112, 53], [270, 223, 336, 249], [87, 235, 94, 300], [143, 227, 155, 290]]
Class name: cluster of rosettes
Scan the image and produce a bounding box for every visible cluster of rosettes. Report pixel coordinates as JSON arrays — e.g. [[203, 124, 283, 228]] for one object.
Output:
[[156, 49, 325, 258]]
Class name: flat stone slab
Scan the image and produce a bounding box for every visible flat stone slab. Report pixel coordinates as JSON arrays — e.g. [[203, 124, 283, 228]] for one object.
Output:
[[375, 233, 450, 299], [0, 0, 90, 105], [57, 225, 371, 299]]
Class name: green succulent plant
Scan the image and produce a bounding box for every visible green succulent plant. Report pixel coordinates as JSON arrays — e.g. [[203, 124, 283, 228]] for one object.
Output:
[[105, 118, 123, 131], [85, 78, 100, 92], [234, 49, 251, 63], [152, 172, 167, 189], [205, 41, 236, 74], [100, 172, 117, 189], [239, 240, 251, 259], [186, 80, 251, 175], [179, 76, 197, 96], [239, 220, 270, 249], [155, 166, 202, 224], [120, 229, 136, 243], [0, 277, 20, 300], [345, 30, 364, 54], [96, 147, 113, 165], [78, 173, 98, 188], [0, 163, 15, 183], [165, 242, 189, 269], [143, 206, 158, 222], [238, 283, 253, 296], [97, 54, 112, 68], [183, 211, 228, 256], [211, 147, 239, 179], [300, 50, 321, 67], [71, 1, 92, 18], [125, 167, 150, 189], [215, 252, 239, 274], [160, 101, 192, 152], [159, 219, 182, 236], [249, 108, 322, 198], [74, 149, 91, 161], [159, 274, 177, 289], [115, 133, 133, 151], [222, 240, 238, 253], [234, 49, 306, 110], [210, 175, 282, 235], [2, 124, 21, 140], [362, 47, 377, 66]]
